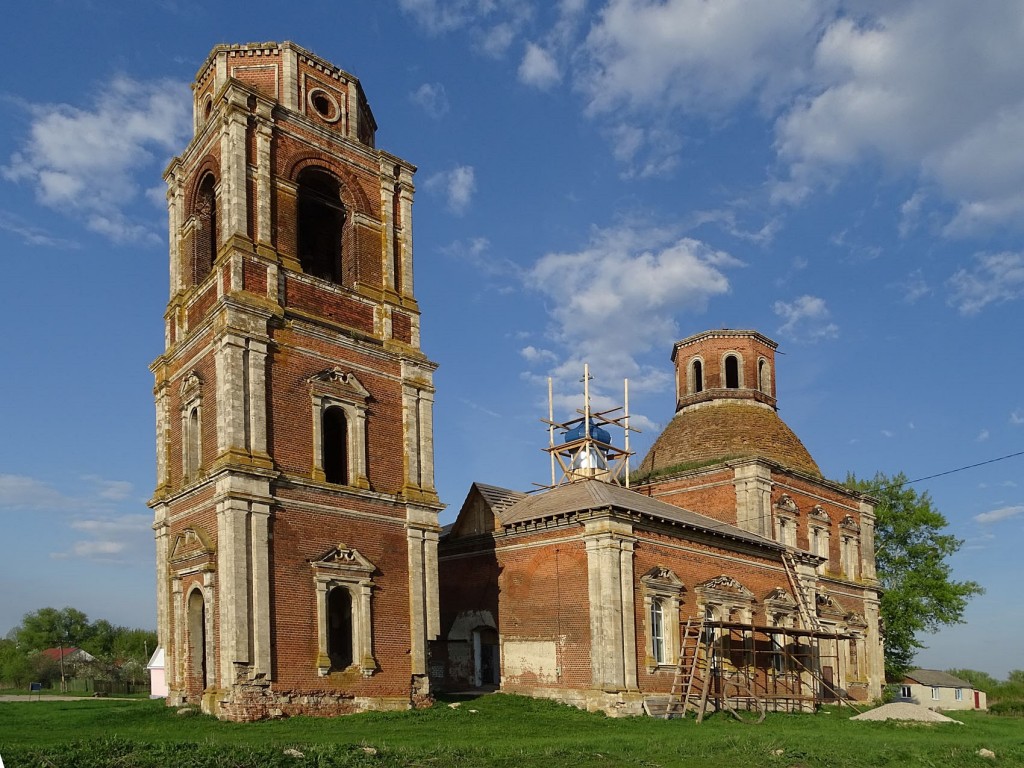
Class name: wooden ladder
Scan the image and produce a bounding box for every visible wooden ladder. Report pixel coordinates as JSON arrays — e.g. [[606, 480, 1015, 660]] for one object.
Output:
[[664, 616, 710, 720], [781, 551, 823, 632], [781, 551, 862, 714]]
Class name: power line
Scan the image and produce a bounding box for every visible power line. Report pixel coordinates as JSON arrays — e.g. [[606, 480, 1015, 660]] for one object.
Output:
[[900, 449, 1024, 486]]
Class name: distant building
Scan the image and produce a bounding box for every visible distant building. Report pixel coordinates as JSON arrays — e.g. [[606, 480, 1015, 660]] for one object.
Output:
[[39, 647, 96, 666], [898, 669, 987, 710], [434, 331, 885, 716], [147, 647, 167, 698]]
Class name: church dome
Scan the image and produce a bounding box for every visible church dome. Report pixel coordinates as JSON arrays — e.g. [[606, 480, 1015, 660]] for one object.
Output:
[[637, 400, 821, 478]]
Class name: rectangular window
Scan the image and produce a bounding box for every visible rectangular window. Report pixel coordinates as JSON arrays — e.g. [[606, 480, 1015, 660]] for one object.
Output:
[[955, 688, 963, 701], [650, 599, 665, 665], [900, 685, 912, 699], [931, 687, 940, 700]]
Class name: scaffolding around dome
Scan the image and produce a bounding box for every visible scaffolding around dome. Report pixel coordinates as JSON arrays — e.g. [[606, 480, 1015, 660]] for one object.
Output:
[[541, 364, 639, 487]]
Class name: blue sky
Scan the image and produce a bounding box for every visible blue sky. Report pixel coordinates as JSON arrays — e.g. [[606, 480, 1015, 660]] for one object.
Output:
[[1, 0, 1022, 678]]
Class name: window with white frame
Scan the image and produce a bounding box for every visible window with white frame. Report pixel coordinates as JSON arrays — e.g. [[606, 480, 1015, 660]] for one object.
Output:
[[308, 368, 370, 488], [955, 688, 963, 701], [311, 544, 377, 677], [641, 567, 685, 672], [901, 685, 912, 699], [650, 599, 666, 665], [179, 372, 203, 483], [931, 687, 940, 700]]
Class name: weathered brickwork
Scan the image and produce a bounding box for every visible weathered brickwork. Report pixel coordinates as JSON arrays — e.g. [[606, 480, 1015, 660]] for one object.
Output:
[[151, 42, 440, 721], [437, 329, 884, 715]]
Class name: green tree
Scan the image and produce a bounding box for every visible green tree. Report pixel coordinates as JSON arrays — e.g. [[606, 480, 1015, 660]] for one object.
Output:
[[947, 668, 999, 692], [0, 639, 34, 688], [846, 471, 983, 681], [14, 607, 93, 651]]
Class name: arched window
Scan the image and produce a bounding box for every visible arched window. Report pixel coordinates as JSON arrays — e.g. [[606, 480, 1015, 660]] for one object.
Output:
[[650, 598, 666, 664], [758, 358, 771, 394], [322, 406, 348, 485], [327, 586, 354, 669], [692, 359, 703, 393], [725, 355, 740, 388], [193, 174, 217, 284], [187, 589, 208, 690], [297, 168, 345, 284]]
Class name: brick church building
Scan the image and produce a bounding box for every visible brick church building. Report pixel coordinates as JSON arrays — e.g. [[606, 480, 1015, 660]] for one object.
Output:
[[150, 42, 441, 719], [151, 42, 883, 721], [434, 330, 885, 715]]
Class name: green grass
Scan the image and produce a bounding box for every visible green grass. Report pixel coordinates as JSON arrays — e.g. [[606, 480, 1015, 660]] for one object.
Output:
[[0, 695, 1022, 767]]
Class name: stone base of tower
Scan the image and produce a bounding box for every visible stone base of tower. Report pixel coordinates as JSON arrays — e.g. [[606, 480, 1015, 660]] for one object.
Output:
[[169, 680, 433, 722]]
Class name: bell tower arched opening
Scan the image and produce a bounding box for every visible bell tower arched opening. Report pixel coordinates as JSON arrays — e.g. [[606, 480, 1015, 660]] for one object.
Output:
[[297, 168, 345, 284]]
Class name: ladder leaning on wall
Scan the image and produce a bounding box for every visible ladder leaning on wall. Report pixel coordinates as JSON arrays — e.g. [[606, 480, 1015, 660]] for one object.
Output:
[[664, 616, 712, 721]]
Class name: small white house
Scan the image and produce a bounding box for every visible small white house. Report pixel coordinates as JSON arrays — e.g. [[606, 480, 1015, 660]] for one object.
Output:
[[898, 669, 986, 711], [147, 647, 167, 699]]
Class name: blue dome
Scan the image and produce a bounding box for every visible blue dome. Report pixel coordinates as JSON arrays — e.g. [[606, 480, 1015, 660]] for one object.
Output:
[[565, 418, 612, 446]]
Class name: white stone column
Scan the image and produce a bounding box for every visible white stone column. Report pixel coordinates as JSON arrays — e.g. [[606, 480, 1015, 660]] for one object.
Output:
[[219, 92, 249, 245], [402, 384, 421, 488], [250, 501, 271, 678], [247, 339, 269, 456], [166, 173, 184, 298], [859, 500, 877, 580], [281, 46, 298, 112], [154, 384, 169, 488], [734, 463, 773, 537], [417, 388, 436, 492], [217, 498, 252, 681], [619, 541, 638, 690], [215, 333, 248, 456], [253, 106, 274, 247], [397, 169, 415, 297], [407, 527, 427, 676], [379, 167, 396, 291], [171, 578, 184, 687]]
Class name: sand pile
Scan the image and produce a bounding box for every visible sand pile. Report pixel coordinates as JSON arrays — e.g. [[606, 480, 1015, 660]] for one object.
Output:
[[852, 702, 963, 723]]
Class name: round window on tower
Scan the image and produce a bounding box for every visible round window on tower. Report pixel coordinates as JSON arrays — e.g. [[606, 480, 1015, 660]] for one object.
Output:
[[308, 88, 341, 123]]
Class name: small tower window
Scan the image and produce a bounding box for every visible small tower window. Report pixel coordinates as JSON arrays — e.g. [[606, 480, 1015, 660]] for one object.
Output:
[[323, 406, 348, 485], [692, 359, 703, 393], [758, 358, 771, 395], [725, 355, 740, 388], [327, 587, 354, 669], [192, 174, 217, 284], [297, 168, 345, 284]]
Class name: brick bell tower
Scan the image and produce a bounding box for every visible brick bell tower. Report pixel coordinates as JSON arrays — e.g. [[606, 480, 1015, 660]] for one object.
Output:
[[149, 42, 441, 720]]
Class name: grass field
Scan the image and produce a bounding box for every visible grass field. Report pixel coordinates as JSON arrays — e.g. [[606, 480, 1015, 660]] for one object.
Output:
[[0, 694, 1021, 767]]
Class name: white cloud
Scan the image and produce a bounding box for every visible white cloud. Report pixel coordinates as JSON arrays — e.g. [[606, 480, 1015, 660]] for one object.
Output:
[[880, 429, 894, 438], [974, 505, 1024, 525], [976, 429, 990, 442], [774, 1, 1024, 228], [3, 75, 191, 243], [520, 345, 558, 364], [426, 165, 477, 214], [772, 294, 839, 342], [948, 252, 1024, 314], [900, 269, 931, 304], [1011, 409, 1024, 426], [0, 211, 80, 248], [81, 475, 134, 501], [579, 0, 823, 116], [526, 224, 739, 395], [0, 474, 76, 512], [410, 82, 450, 119], [519, 42, 561, 89]]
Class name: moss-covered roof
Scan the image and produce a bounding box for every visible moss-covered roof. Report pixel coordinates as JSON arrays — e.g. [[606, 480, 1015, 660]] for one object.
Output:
[[637, 401, 821, 478]]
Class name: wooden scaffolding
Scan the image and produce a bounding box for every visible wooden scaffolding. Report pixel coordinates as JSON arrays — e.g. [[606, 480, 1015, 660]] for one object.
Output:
[[659, 617, 863, 721]]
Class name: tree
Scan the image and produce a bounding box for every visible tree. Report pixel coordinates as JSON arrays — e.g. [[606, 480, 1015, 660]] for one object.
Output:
[[14, 607, 93, 651], [846, 471, 983, 682]]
